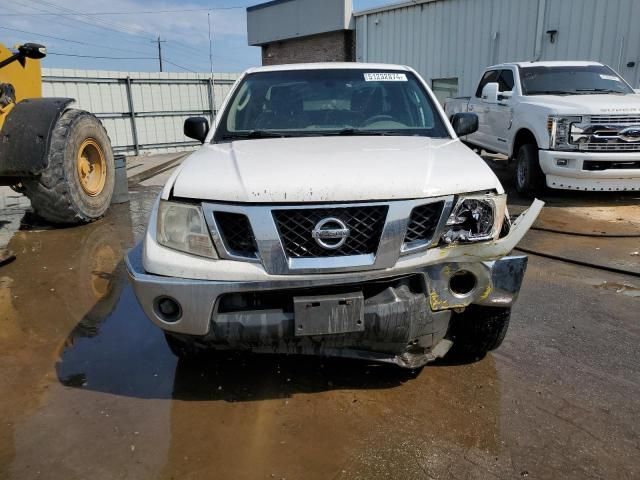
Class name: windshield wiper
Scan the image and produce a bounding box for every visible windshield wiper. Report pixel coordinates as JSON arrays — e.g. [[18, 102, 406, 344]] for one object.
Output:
[[526, 90, 573, 95], [326, 128, 405, 136], [220, 130, 288, 140], [575, 88, 626, 94]]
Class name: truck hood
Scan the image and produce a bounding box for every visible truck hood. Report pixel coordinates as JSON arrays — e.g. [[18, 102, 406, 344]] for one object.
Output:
[[168, 136, 503, 203], [524, 93, 640, 115]]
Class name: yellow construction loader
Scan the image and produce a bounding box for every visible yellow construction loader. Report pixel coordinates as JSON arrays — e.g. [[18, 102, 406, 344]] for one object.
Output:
[[0, 42, 114, 224]]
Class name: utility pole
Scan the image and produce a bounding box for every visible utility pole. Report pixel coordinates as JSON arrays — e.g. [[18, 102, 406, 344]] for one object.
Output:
[[152, 36, 166, 71]]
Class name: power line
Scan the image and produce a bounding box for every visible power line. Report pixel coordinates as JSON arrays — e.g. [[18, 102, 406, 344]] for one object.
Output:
[[1, 25, 208, 72], [21, 0, 210, 67], [5, 1, 157, 56], [48, 52, 155, 60], [3, 6, 247, 16], [0, 25, 109, 47], [28, 0, 157, 42], [163, 58, 197, 73]]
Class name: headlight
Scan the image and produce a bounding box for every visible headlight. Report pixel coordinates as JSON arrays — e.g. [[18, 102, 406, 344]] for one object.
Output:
[[157, 200, 217, 258], [548, 116, 582, 150], [441, 193, 506, 244]]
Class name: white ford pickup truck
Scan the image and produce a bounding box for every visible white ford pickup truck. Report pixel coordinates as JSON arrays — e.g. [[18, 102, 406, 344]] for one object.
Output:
[[126, 63, 542, 369], [445, 61, 640, 194]]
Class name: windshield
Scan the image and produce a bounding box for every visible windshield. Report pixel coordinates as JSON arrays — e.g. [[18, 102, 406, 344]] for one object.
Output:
[[520, 65, 633, 95], [214, 69, 449, 141]]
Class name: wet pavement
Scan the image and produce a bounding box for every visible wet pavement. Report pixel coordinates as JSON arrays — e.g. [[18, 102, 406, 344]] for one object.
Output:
[[1, 168, 639, 479]]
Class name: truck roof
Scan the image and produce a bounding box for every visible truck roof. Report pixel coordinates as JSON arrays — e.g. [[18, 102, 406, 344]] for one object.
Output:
[[492, 60, 604, 69], [245, 62, 411, 74]]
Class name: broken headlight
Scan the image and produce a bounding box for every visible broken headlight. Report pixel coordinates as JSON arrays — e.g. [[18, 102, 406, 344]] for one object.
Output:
[[441, 194, 506, 244], [157, 200, 217, 258]]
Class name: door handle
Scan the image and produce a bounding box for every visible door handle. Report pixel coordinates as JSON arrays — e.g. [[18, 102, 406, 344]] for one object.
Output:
[[468, 105, 474, 111]]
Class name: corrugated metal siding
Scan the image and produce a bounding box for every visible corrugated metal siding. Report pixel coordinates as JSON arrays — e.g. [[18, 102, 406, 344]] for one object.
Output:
[[541, 0, 640, 86], [356, 0, 640, 95], [42, 69, 240, 155]]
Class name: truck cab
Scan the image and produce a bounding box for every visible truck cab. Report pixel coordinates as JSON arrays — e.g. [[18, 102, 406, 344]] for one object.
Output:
[[445, 61, 640, 194]]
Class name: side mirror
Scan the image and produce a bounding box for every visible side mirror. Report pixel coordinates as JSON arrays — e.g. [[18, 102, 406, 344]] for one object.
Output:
[[184, 117, 209, 143], [451, 112, 478, 137], [481, 82, 499, 104], [18, 43, 47, 60]]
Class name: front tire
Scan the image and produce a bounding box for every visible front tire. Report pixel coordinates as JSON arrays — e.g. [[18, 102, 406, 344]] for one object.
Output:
[[446, 306, 511, 361], [514, 143, 545, 196], [23, 109, 115, 224], [164, 332, 207, 361]]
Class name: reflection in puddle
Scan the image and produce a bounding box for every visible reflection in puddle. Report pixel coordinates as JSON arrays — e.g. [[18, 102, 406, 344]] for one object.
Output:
[[594, 281, 640, 297]]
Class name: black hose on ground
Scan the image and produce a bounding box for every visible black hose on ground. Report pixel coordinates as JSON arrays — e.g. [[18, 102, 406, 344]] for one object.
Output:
[[530, 225, 640, 238], [514, 247, 640, 278]]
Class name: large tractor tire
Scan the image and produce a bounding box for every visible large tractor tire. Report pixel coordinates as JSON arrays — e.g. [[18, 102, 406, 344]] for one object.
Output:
[[22, 109, 114, 224]]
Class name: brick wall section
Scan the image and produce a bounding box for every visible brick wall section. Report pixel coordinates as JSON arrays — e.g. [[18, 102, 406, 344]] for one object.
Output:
[[261, 30, 354, 65]]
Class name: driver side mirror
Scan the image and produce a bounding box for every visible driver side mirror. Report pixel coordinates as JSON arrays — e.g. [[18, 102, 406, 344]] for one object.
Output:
[[481, 82, 499, 104], [451, 113, 478, 137], [184, 117, 209, 143]]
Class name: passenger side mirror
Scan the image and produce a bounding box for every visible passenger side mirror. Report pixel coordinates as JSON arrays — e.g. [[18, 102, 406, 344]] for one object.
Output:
[[451, 112, 478, 137], [481, 82, 499, 104], [184, 117, 209, 143]]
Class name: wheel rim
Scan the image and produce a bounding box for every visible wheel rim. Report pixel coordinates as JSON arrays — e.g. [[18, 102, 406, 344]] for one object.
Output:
[[517, 158, 528, 188], [90, 244, 118, 300], [76, 138, 106, 196]]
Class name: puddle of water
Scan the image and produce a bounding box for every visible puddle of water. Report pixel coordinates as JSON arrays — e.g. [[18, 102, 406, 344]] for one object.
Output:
[[593, 281, 640, 298]]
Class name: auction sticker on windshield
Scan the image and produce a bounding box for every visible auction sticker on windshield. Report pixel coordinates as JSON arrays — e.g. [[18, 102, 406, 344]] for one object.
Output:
[[364, 72, 407, 82]]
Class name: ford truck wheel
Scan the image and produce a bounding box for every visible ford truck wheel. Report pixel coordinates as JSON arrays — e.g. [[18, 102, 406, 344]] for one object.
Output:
[[22, 109, 115, 224], [446, 306, 511, 361], [515, 143, 545, 196]]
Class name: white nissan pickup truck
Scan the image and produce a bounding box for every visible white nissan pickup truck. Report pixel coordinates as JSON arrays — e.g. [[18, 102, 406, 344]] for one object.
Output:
[[126, 63, 542, 369], [445, 61, 640, 194]]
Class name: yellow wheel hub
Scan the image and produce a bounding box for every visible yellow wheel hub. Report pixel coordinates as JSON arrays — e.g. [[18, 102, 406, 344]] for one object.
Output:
[[76, 138, 106, 196]]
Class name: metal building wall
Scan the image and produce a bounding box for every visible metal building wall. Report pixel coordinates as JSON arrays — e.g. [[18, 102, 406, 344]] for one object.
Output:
[[355, 0, 640, 97], [42, 69, 240, 155]]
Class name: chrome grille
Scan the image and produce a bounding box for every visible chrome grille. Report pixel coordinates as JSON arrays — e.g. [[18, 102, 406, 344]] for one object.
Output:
[[403, 201, 445, 248], [571, 117, 640, 151], [578, 143, 640, 152], [588, 114, 640, 124], [273, 206, 388, 258], [214, 212, 258, 258]]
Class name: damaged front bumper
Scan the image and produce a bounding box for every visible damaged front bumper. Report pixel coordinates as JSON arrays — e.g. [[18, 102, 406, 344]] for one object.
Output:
[[127, 247, 527, 367], [125, 200, 543, 368]]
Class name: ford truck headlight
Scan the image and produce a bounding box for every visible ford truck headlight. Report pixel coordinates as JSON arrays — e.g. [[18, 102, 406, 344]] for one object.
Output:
[[157, 200, 217, 258], [548, 116, 582, 150], [441, 194, 506, 244]]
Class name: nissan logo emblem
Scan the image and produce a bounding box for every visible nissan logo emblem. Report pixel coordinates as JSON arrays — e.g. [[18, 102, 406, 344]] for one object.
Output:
[[619, 127, 640, 142], [311, 217, 350, 249]]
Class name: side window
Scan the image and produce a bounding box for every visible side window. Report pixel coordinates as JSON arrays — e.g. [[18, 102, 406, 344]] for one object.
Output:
[[475, 70, 499, 98], [497, 69, 515, 92]]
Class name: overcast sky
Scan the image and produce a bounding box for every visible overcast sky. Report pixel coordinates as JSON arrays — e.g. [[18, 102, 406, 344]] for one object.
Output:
[[1, 0, 394, 73]]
